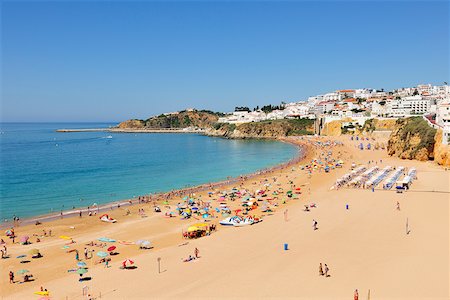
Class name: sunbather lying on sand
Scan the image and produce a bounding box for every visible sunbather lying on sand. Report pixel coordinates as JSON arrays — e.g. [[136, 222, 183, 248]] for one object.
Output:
[[182, 255, 196, 262]]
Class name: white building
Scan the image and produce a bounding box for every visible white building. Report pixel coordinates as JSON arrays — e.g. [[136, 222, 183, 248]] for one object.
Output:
[[371, 96, 431, 117], [308, 95, 324, 107], [282, 105, 310, 117], [323, 93, 340, 102], [315, 101, 335, 114], [436, 101, 450, 128], [218, 111, 267, 123], [354, 88, 374, 99], [337, 89, 355, 99]]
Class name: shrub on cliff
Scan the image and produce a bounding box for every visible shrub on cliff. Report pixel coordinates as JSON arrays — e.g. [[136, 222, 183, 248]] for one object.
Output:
[[387, 117, 437, 161]]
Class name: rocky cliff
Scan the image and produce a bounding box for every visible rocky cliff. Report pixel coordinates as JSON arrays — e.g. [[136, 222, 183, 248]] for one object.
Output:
[[207, 119, 315, 138], [117, 110, 222, 129], [387, 117, 437, 161], [321, 120, 343, 136], [433, 129, 450, 166], [321, 118, 397, 136]]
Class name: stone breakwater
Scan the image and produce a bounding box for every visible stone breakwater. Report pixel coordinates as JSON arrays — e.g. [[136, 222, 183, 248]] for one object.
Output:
[[56, 128, 203, 133]]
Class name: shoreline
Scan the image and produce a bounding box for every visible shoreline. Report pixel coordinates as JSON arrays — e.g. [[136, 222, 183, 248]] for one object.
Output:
[[1, 137, 308, 229]]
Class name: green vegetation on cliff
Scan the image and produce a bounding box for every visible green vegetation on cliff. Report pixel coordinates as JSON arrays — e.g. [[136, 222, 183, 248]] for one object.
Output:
[[387, 117, 437, 161], [211, 119, 314, 138], [118, 110, 223, 129]]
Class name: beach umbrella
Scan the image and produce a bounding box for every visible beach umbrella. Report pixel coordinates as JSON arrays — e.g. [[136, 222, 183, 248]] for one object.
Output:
[[59, 235, 71, 240], [76, 268, 88, 275], [20, 236, 29, 243], [135, 240, 145, 245], [139, 241, 151, 249], [122, 259, 134, 266], [16, 254, 27, 259], [96, 251, 108, 258], [5, 230, 12, 236], [61, 245, 70, 249], [187, 226, 201, 232], [77, 261, 87, 267], [17, 269, 29, 275], [98, 237, 116, 243], [107, 246, 116, 252], [29, 249, 40, 255]]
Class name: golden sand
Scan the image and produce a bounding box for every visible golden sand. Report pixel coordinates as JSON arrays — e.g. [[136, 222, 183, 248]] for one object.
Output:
[[1, 136, 448, 299]]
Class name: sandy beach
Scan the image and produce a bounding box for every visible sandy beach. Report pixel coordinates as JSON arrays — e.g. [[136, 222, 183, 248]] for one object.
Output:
[[1, 135, 448, 300]]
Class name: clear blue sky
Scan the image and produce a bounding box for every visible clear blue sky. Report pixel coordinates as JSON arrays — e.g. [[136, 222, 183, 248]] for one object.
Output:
[[1, 1, 449, 122]]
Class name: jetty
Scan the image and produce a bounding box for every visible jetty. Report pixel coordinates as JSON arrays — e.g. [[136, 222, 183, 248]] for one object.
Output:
[[56, 128, 205, 133]]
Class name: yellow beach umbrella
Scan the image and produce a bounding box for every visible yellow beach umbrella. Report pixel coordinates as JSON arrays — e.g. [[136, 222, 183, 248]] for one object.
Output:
[[34, 291, 49, 296], [192, 223, 208, 227], [59, 235, 71, 240], [29, 249, 40, 255], [187, 226, 199, 232]]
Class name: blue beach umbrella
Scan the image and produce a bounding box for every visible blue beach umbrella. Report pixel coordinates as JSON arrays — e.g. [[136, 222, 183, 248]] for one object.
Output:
[[98, 237, 116, 243], [96, 251, 108, 258], [77, 261, 87, 267]]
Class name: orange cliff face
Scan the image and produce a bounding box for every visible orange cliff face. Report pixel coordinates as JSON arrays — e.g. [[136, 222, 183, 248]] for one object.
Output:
[[117, 119, 146, 129], [434, 129, 450, 167]]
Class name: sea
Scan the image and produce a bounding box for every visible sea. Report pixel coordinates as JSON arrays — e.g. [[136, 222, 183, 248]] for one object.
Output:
[[0, 123, 298, 221]]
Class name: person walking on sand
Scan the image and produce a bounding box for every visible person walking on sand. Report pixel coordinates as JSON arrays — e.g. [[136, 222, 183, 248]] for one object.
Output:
[[324, 264, 330, 277], [319, 263, 324, 276], [396, 201, 401, 211], [84, 248, 88, 260], [9, 271, 14, 283], [313, 219, 318, 230], [75, 250, 79, 261], [354, 289, 359, 300], [194, 247, 199, 258]]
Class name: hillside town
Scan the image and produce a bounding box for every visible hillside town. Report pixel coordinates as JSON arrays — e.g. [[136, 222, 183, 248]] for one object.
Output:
[[217, 83, 450, 144]]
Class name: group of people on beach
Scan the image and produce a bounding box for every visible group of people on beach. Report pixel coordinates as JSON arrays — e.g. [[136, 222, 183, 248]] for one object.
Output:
[[3, 136, 360, 296], [318, 263, 330, 277]]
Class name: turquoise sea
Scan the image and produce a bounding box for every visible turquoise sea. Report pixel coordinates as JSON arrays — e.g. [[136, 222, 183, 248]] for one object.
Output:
[[0, 123, 298, 221]]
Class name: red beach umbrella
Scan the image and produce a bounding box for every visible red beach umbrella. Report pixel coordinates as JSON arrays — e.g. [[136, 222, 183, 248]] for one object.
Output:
[[122, 259, 134, 266], [107, 246, 116, 252]]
